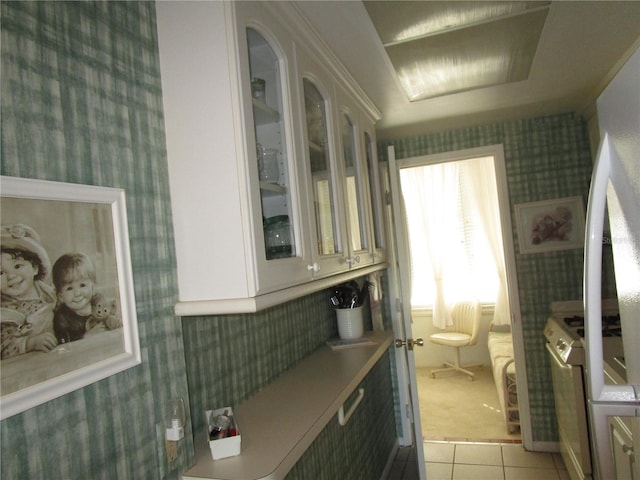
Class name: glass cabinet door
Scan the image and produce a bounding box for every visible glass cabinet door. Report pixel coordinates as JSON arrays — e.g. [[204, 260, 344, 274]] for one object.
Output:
[[247, 28, 296, 261], [303, 78, 341, 260], [364, 130, 386, 260], [341, 113, 368, 257]]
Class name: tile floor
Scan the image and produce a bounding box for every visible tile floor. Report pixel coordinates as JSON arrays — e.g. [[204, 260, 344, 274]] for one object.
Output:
[[387, 441, 570, 480]]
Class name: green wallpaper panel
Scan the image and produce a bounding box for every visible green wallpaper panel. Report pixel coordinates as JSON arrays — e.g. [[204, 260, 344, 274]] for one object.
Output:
[[1, 2, 191, 479], [182, 290, 338, 435], [378, 113, 613, 443]]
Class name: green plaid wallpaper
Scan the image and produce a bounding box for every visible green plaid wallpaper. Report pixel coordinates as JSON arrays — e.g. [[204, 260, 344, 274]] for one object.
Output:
[[378, 113, 615, 443], [1, 2, 192, 479], [1, 3, 397, 479]]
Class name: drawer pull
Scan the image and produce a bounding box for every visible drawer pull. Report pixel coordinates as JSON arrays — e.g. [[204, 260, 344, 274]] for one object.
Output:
[[338, 388, 364, 426]]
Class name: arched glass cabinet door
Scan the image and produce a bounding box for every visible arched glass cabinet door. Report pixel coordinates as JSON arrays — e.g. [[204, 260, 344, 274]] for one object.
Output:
[[341, 113, 368, 258], [365, 130, 386, 260], [246, 28, 296, 261], [303, 78, 341, 260]]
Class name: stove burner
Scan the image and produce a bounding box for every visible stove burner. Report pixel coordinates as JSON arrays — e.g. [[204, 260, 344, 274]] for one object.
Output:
[[603, 326, 623, 337], [566, 314, 622, 338], [603, 314, 621, 326]]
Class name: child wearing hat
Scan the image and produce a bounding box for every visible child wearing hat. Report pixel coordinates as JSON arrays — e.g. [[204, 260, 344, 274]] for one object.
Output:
[[1, 224, 58, 358]]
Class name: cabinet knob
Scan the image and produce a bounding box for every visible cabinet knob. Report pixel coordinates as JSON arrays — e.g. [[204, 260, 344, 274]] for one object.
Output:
[[346, 256, 361, 265], [307, 263, 319, 273]]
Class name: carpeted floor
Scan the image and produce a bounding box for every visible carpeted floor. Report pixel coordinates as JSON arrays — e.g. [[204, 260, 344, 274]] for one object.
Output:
[[416, 366, 521, 443]]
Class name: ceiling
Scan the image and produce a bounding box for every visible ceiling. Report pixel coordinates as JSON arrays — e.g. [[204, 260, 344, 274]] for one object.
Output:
[[364, 1, 551, 102], [294, 1, 640, 140]]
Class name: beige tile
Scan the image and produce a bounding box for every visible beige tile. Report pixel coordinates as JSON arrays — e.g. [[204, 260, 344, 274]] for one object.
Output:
[[454, 443, 503, 465], [504, 466, 560, 480], [453, 463, 504, 480], [426, 462, 454, 480], [424, 441, 455, 463], [501, 444, 556, 469]]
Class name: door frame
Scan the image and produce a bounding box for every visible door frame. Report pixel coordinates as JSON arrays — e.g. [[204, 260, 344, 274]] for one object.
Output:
[[386, 146, 427, 479], [386, 144, 533, 457]]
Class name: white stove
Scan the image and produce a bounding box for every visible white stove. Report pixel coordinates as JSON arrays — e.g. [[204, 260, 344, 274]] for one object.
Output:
[[543, 299, 621, 480], [544, 299, 621, 365]]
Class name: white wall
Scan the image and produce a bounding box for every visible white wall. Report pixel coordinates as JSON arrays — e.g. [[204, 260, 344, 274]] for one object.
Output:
[[410, 306, 496, 368]]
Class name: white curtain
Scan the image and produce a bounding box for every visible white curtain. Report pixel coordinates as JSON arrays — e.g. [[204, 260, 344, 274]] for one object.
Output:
[[400, 163, 460, 328], [399, 156, 510, 327], [465, 157, 511, 326]]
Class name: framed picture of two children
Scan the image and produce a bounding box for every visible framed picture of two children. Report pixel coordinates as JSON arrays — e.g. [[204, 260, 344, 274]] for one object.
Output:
[[0, 176, 141, 419]]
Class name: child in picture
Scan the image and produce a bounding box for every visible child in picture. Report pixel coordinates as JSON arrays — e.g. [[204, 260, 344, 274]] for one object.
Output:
[[1, 224, 58, 358], [52, 252, 121, 344]]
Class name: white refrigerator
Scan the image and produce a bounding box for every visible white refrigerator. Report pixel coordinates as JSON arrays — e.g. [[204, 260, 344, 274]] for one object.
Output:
[[584, 45, 640, 479]]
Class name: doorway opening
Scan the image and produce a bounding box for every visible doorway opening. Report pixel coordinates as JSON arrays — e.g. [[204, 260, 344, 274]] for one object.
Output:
[[390, 144, 530, 449]]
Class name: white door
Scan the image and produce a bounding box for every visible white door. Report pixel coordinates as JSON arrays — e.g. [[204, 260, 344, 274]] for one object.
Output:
[[387, 145, 427, 479], [385, 143, 534, 476]]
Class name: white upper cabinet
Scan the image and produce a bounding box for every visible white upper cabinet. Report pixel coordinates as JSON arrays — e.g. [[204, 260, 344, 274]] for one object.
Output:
[[335, 89, 374, 268], [235, 9, 316, 292], [297, 52, 346, 279], [364, 123, 387, 264], [156, 1, 383, 314]]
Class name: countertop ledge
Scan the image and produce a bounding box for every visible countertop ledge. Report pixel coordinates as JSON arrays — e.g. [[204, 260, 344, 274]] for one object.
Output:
[[182, 330, 394, 480]]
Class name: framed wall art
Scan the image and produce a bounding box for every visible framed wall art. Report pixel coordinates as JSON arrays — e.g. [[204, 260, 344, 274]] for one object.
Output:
[[515, 196, 586, 254], [0, 176, 141, 419]]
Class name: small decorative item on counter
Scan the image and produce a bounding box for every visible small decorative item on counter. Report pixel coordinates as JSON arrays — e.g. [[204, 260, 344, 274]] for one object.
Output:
[[206, 407, 241, 460], [251, 77, 266, 102]]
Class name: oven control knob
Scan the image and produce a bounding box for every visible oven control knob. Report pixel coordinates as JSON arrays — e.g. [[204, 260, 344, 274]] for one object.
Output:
[[556, 339, 567, 351]]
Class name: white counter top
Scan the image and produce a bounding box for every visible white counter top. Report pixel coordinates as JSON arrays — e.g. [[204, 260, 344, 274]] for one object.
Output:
[[182, 330, 393, 480]]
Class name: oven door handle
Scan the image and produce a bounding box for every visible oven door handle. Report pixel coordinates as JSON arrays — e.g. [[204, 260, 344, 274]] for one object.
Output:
[[545, 342, 574, 371]]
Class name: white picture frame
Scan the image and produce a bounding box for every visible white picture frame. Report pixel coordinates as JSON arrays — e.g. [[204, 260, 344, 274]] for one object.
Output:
[[1, 176, 141, 419], [515, 195, 586, 254]]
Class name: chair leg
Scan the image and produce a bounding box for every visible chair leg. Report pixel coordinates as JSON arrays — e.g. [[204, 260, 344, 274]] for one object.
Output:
[[430, 347, 481, 380]]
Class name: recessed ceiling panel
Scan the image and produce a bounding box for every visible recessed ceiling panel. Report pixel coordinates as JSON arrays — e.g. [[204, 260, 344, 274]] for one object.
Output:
[[364, 1, 550, 45], [364, 1, 550, 101]]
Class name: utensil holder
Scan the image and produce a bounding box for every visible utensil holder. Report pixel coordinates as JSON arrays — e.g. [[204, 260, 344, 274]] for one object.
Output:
[[336, 306, 364, 340]]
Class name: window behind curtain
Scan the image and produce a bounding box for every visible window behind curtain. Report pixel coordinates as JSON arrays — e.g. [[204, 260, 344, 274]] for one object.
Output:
[[401, 158, 500, 307]]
